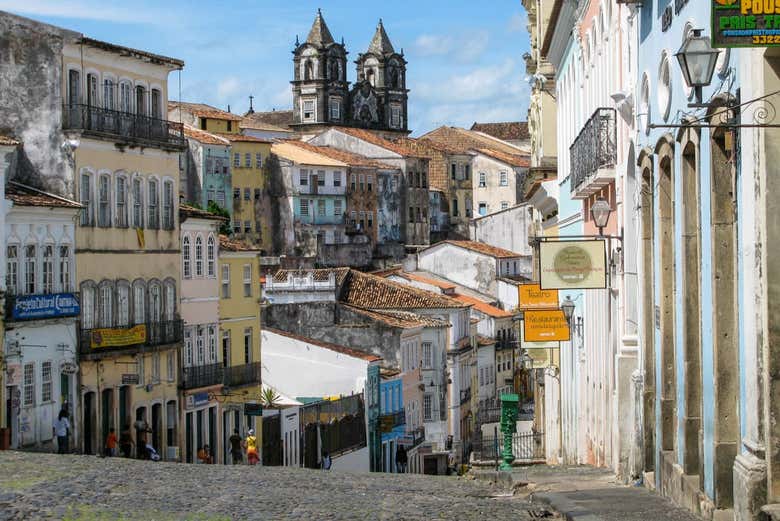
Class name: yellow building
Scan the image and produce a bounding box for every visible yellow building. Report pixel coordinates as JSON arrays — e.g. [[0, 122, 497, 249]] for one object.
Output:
[[63, 37, 185, 458], [217, 235, 263, 451]]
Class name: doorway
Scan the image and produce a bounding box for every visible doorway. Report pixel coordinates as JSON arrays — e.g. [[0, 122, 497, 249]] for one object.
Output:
[[83, 392, 96, 455]]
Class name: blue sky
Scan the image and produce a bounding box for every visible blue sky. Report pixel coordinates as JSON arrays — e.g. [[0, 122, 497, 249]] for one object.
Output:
[[0, 0, 531, 135]]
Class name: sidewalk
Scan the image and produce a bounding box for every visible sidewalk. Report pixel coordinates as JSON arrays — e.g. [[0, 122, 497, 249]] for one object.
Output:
[[512, 465, 702, 521]]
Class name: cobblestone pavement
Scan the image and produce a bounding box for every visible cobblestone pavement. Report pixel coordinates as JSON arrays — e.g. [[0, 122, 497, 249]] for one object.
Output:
[[0, 452, 548, 520]]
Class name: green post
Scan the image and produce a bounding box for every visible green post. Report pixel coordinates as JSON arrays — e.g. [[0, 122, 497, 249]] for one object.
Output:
[[499, 393, 519, 470]]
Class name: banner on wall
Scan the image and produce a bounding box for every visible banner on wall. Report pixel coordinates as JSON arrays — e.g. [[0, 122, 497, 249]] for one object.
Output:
[[90, 324, 147, 349], [712, 0, 780, 48], [539, 240, 607, 290]]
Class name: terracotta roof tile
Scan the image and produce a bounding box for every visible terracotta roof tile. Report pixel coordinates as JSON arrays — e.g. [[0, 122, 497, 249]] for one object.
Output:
[[219, 234, 259, 252], [179, 204, 228, 222], [5, 182, 82, 209], [271, 268, 350, 285], [241, 110, 295, 130], [344, 305, 447, 329], [420, 126, 526, 156], [264, 327, 381, 362], [169, 101, 242, 121], [341, 270, 467, 310], [286, 141, 396, 169], [476, 148, 530, 168], [389, 271, 456, 291], [182, 126, 230, 146], [452, 293, 513, 318], [439, 240, 522, 259], [470, 122, 529, 141], [0, 134, 20, 146], [330, 127, 425, 158], [214, 133, 273, 144]]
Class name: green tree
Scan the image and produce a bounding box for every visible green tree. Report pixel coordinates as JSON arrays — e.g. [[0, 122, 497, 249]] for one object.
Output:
[[206, 201, 232, 236]]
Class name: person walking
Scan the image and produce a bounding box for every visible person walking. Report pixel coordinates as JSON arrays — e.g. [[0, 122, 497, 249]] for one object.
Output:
[[104, 428, 118, 457], [321, 451, 332, 470], [53, 410, 70, 454], [395, 445, 408, 473], [245, 429, 259, 466], [229, 429, 243, 465], [119, 425, 134, 458]]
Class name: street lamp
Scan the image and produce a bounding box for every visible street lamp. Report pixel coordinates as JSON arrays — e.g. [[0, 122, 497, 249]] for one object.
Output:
[[561, 295, 575, 323], [674, 29, 721, 106], [590, 197, 612, 236]]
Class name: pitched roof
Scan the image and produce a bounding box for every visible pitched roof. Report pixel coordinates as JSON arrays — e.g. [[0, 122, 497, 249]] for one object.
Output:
[[388, 271, 457, 292], [286, 141, 395, 169], [435, 240, 522, 259], [219, 234, 259, 252], [341, 270, 467, 310], [270, 267, 350, 285], [420, 126, 526, 156], [264, 327, 381, 362], [240, 116, 292, 133], [169, 101, 242, 121], [470, 122, 530, 141], [367, 20, 395, 54], [344, 305, 448, 329], [0, 134, 20, 146], [179, 204, 227, 222], [476, 148, 530, 168], [5, 182, 82, 209], [79, 36, 183, 68], [214, 133, 273, 144], [452, 293, 513, 318], [330, 127, 424, 158], [182, 125, 230, 146], [241, 110, 295, 130], [306, 9, 335, 46], [272, 142, 346, 167]]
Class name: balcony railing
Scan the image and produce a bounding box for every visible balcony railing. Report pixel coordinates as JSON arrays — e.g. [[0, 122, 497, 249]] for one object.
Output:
[[62, 103, 185, 149], [378, 410, 406, 428], [569, 108, 616, 199], [223, 361, 262, 388], [181, 363, 223, 390], [78, 319, 183, 356]]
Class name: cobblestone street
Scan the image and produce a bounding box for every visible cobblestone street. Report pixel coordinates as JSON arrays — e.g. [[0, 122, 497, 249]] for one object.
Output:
[[0, 452, 546, 520]]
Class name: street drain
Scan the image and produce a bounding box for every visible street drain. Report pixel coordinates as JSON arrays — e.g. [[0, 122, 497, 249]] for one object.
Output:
[[527, 509, 555, 518]]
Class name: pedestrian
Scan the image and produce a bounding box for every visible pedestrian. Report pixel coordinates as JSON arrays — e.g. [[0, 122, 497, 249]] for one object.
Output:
[[395, 445, 408, 473], [196, 446, 206, 463], [53, 409, 70, 454], [321, 451, 332, 470], [136, 421, 151, 460], [229, 429, 243, 465], [245, 429, 259, 466], [104, 427, 118, 457], [203, 444, 213, 464], [119, 425, 134, 458]]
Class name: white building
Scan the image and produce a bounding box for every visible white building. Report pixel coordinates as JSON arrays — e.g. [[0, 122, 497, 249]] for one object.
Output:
[[470, 203, 534, 259], [263, 268, 348, 304], [3, 182, 82, 450]]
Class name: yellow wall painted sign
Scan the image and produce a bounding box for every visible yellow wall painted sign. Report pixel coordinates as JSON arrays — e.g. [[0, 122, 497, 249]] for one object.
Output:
[[90, 324, 147, 349], [524, 310, 570, 342], [539, 240, 607, 290], [519, 283, 559, 310]]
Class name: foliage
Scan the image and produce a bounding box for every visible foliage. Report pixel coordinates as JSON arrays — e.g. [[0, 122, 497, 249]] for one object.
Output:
[[206, 201, 232, 236], [260, 387, 281, 409]]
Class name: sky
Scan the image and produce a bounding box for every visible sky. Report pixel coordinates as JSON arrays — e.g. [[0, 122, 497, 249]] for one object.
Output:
[[0, 0, 531, 136]]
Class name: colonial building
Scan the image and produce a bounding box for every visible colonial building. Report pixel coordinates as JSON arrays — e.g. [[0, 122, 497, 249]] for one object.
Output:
[[291, 10, 409, 138], [0, 135, 17, 445], [3, 182, 81, 450], [179, 125, 232, 215]]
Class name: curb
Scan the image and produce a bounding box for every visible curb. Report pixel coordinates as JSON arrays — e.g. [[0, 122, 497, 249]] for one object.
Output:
[[535, 492, 603, 521]]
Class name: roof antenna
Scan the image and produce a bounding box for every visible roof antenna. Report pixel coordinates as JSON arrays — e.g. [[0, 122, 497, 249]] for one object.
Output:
[[248, 95, 254, 114]]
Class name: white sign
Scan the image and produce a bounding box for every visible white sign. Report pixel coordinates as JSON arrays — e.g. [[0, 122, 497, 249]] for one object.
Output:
[[60, 361, 79, 375]]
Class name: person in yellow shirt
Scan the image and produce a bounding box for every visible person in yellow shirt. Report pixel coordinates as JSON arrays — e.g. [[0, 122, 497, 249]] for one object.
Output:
[[245, 429, 259, 466]]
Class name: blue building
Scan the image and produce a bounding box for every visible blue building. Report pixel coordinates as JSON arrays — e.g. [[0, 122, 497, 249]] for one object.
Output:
[[379, 372, 405, 473]]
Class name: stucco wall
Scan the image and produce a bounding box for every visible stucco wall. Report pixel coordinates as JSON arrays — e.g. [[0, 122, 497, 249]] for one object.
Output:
[[418, 245, 497, 295], [471, 204, 533, 258]]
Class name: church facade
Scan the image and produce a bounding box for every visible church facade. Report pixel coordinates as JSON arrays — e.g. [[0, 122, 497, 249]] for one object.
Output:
[[291, 10, 410, 138]]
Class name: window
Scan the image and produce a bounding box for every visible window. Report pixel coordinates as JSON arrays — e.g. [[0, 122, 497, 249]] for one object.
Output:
[[227, 121, 233, 132], [452, 199, 459, 217], [24, 245, 36, 294], [42, 245, 54, 294], [148, 179, 159, 229], [350, 211, 357, 226], [151, 89, 161, 119], [119, 81, 132, 113], [208, 325, 217, 363], [333, 199, 343, 216], [317, 200, 326, 217], [423, 393, 432, 421], [6, 245, 18, 294], [391, 106, 401, 127], [207, 236, 216, 277], [243, 264, 252, 297], [103, 79, 115, 110], [244, 220, 251, 233], [184, 329, 193, 366], [132, 178, 143, 228], [359, 211, 365, 230], [232, 220, 240, 233], [302, 99, 315, 121], [499, 171, 508, 186], [163, 180, 174, 230], [206, 189, 215, 204], [117, 282, 130, 327], [465, 164, 470, 180], [479, 172, 487, 187], [300, 169, 309, 186], [200, 118, 207, 130], [244, 153, 251, 168], [465, 198, 472, 218], [478, 203, 487, 216], [114, 177, 127, 227], [67, 69, 80, 105], [422, 173, 427, 188], [152, 352, 161, 383], [367, 175, 373, 192], [244, 328, 252, 363], [423, 342, 432, 368], [97, 175, 111, 227], [333, 171, 342, 187], [368, 212, 373, 228], [222, 330, 231, 368], [99, 283, 113, 327], [195, 236, 203, 277], [81, 284, 95, 328], [451, 164, 457, 180], [181, 238, 191, 280], [137, 354, 145, 386], [415, 172, 421, 188], [167, 351, 175, 381], [359, 174, 365, 191], [416, 207, 422, 223], [255, 153, 262, 169], [253, 188, 261, 201], [233, 188, 241, 200], [350, 174, 356, 191], [422, 207, 428, 221], [196, 327, 205, 365], [221, 264, 230, 298], [330, 99, 341, 120], [408, 207, 414, 223], [243, 188, 250, 201], [86, 73, 98, 107], [41, 361, 52, 403], [23, 362, 35, 407], [300, 199, 309, 216], [233, 153, 240, 168], [133, 282, 145, 324], [501, 201, 509, 210], [216, 190, 226, 208]]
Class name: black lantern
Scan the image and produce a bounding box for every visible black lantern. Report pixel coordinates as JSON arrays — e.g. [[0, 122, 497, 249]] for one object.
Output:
[[590, 197, 612, 236], [561, 295, 575, 323], [675, 29, 721, 104]]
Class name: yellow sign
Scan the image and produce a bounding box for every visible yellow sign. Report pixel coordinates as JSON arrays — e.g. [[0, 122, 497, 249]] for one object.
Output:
[[90, 324, 147, 349], [519, 283, 559, 310], [520, 320, 559, 348], [524, 310, 570, 342], [539, 240, 606, 290]]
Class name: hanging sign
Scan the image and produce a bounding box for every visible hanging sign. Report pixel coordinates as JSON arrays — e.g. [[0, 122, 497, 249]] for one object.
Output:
[[90, 324, 147, 349], [539, 240, 606, 290], [712, 0, 780, 47], [60, 361, 79, 375], [523, 310, 570, 342], [519, 283, 559, 310], [520, 320, 559, 349]]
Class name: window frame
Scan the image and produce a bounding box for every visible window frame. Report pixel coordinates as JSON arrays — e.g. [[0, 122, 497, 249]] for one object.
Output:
[[243, 264, 252, 297], [147, 178, 160, 229], [194, 236, 203, 277], [221, 264, 230, 298]]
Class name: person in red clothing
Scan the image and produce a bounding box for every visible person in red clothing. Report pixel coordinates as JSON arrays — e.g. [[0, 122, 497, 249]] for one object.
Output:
[[104, 428, 118, 457]]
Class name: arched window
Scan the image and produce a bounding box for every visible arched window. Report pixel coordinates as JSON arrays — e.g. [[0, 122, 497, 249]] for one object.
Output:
[[182, 236, 191, 279], [149, 281, 162, 323], [366, 68, 375, 86], [162, 180, 174, 230], [390, 68, 399, 89], [24, 244, 36, 295], [207, 235, 216, 277], [148, 178, 159, 229], [81, 282, 96, 329], [80, 173, 93, 226], [304, 60, 314, 80], [42, 245, 54, 294], [164, 280, 176, 321], [117, 281, 130, 326], [195, 236, 203, 277], [98, 175, 111, 227], [133, 280, 146, 325], [135, 85, 146, 116], [119, 80, 132, 113], [132, 177, 144, 228], [98, 281, 114, 327], [330, 60, 339, 81], [116, 175, 127, 228]]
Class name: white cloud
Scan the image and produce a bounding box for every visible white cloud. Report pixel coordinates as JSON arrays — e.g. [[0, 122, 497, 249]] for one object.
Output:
[[0, 0, 161, 23], [413, 31, 489, 63], [216, 77, 242, 101], [508, 12, 528, 33], [414, 59, 523, 103]]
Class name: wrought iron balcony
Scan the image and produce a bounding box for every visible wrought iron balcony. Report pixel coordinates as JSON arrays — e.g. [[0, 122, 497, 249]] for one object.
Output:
[[181, 363, 224, 390], [78, 319, 183, 356], [62, 103, 185, 149], [569, 108, 617, 200], [223, 361, 262, 388], [378, 410, 406, 428]]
